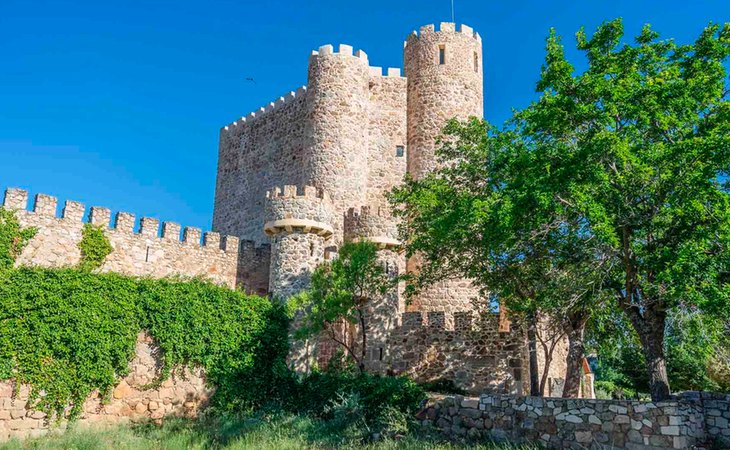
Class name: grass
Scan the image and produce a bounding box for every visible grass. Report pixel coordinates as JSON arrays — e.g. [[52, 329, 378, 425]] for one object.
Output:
[[0, 412, 536, 450]]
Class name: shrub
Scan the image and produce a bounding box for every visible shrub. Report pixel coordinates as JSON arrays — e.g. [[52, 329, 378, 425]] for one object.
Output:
[[0, 267, 289, 419], [291, 369, 426, 430], [0, 208, 36, 271], [78, 223, 113, 271]]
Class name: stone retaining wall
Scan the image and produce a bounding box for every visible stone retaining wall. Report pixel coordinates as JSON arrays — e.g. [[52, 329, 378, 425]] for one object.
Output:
[[420, 393, 718, 449], [677, 391, 730, 448], [4, 188, 239, 288], [0, 333, 212, 442]]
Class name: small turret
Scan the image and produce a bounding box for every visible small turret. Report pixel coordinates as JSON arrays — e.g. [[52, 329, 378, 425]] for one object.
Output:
[[344, 205, 404, 372], [344, 205, 400, 250], [264, 185, 334, 300]]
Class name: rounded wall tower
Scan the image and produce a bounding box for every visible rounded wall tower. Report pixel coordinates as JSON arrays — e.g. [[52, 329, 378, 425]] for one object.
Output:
[[404, 22, 483, 178], [264, 185, 334, 300], [304, 44, 371, 242], [344, 206, 405, 372], [403, 23, 483, 312]]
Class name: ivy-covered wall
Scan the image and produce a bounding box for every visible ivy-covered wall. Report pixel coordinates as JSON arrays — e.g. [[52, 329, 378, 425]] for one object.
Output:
[[0, 207, 291, 442]]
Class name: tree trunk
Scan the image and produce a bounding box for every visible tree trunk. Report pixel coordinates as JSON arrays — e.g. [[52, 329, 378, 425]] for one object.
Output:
[[527, 316, 540, 396], [619, 298, 671, 401], [357, 307, 367, 373], [637, 314, 670, 401], [562, 312, 588, 398]]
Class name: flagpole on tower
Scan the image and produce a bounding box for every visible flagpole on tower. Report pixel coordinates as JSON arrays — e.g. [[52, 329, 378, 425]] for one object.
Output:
[[451, 0, 455, 22]]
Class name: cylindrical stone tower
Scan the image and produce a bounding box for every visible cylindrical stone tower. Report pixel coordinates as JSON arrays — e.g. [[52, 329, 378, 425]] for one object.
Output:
[[403, 23, 483, 312], [343, 206, 404, 372], [304, 44, 371, 243], [404, 22, 483, 178], [264, 185, 334, 300]]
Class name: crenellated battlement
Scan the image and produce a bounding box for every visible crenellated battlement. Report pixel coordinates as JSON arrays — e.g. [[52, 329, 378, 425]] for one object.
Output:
[[310, 44, 369, 63], [223, 86, 308, 132], [2, 188, 239, 253], [264, 185, 334, 238], [396, 310, 504, 334], [368, 66, 404, 78], [3, 187, 240, 287], [343, 205, 400, 249], [404, 22, 481, 47], [265, 184, 330, 202]]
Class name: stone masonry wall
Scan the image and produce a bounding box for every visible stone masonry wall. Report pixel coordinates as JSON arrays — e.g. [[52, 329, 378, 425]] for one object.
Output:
[[213, 88, 309, 246], [366, 70, 407, 208], [388, 312, 531, 395], [677, 391, 730, 448], [237, 240, 271, 296], [3, 188, 239, 288], [420, 394, 708, 450], [0, 333, 211, 442]]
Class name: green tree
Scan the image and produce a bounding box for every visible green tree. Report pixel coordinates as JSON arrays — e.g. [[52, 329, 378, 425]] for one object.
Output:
[[519, 19, 730, 400], [390, 119, 609, 397], [291, 241, 397, 373], [392, 19, 730, 401]]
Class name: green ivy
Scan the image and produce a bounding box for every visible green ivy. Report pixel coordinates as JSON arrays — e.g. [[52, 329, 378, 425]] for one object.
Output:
[[78, 223, 113, 271], [0, 267, 290, 421], [0, 207, 37, 271]]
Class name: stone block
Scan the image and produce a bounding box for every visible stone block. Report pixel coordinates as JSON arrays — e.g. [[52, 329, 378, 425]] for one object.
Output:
[[574, 430, 592, 444], [461, 398, 479, 409]]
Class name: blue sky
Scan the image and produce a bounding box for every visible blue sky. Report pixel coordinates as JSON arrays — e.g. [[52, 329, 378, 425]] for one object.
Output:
[[1, 0, 727, 232]]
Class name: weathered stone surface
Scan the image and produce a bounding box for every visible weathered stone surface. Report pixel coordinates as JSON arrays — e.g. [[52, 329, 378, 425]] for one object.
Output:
[[0, 333, 211, 442], [7, 189, 239, 288], [424, 393, 720, 450]]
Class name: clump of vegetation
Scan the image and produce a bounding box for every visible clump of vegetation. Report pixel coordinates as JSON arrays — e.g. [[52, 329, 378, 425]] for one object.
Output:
[[0, 207, 36, 271], [291, 369, 426, 430], [77, 223, 113, 271], [0, 267, 290, 420]]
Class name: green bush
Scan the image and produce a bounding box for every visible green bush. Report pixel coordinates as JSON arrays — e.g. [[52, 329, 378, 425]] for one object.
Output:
[[0, 267, 289, 420], [78, 224, 113, 271], [291, 369, 426, 430], [0, 207, 36, 271]]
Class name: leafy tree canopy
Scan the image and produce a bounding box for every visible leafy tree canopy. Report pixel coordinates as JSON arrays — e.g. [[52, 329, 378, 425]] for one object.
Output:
[[391, 19, 730, 401]]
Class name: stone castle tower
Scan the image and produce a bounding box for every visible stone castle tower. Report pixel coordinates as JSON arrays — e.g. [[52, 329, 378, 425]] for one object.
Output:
[[213, 23, 568, 394]]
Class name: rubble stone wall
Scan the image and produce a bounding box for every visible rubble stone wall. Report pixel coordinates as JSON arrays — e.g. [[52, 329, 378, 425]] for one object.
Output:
[[421, 394, 709, 450], [0, 333, 211, 442], [3, 188, 239, 288], [387, 312, 532, 395], [213, 89, 309, 246], [677, 391, 730, 447]]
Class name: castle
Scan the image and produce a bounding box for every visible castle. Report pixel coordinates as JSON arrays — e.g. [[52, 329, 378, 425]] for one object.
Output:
[[3, 22, 572, 396], [211, 21, 569, 394]]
